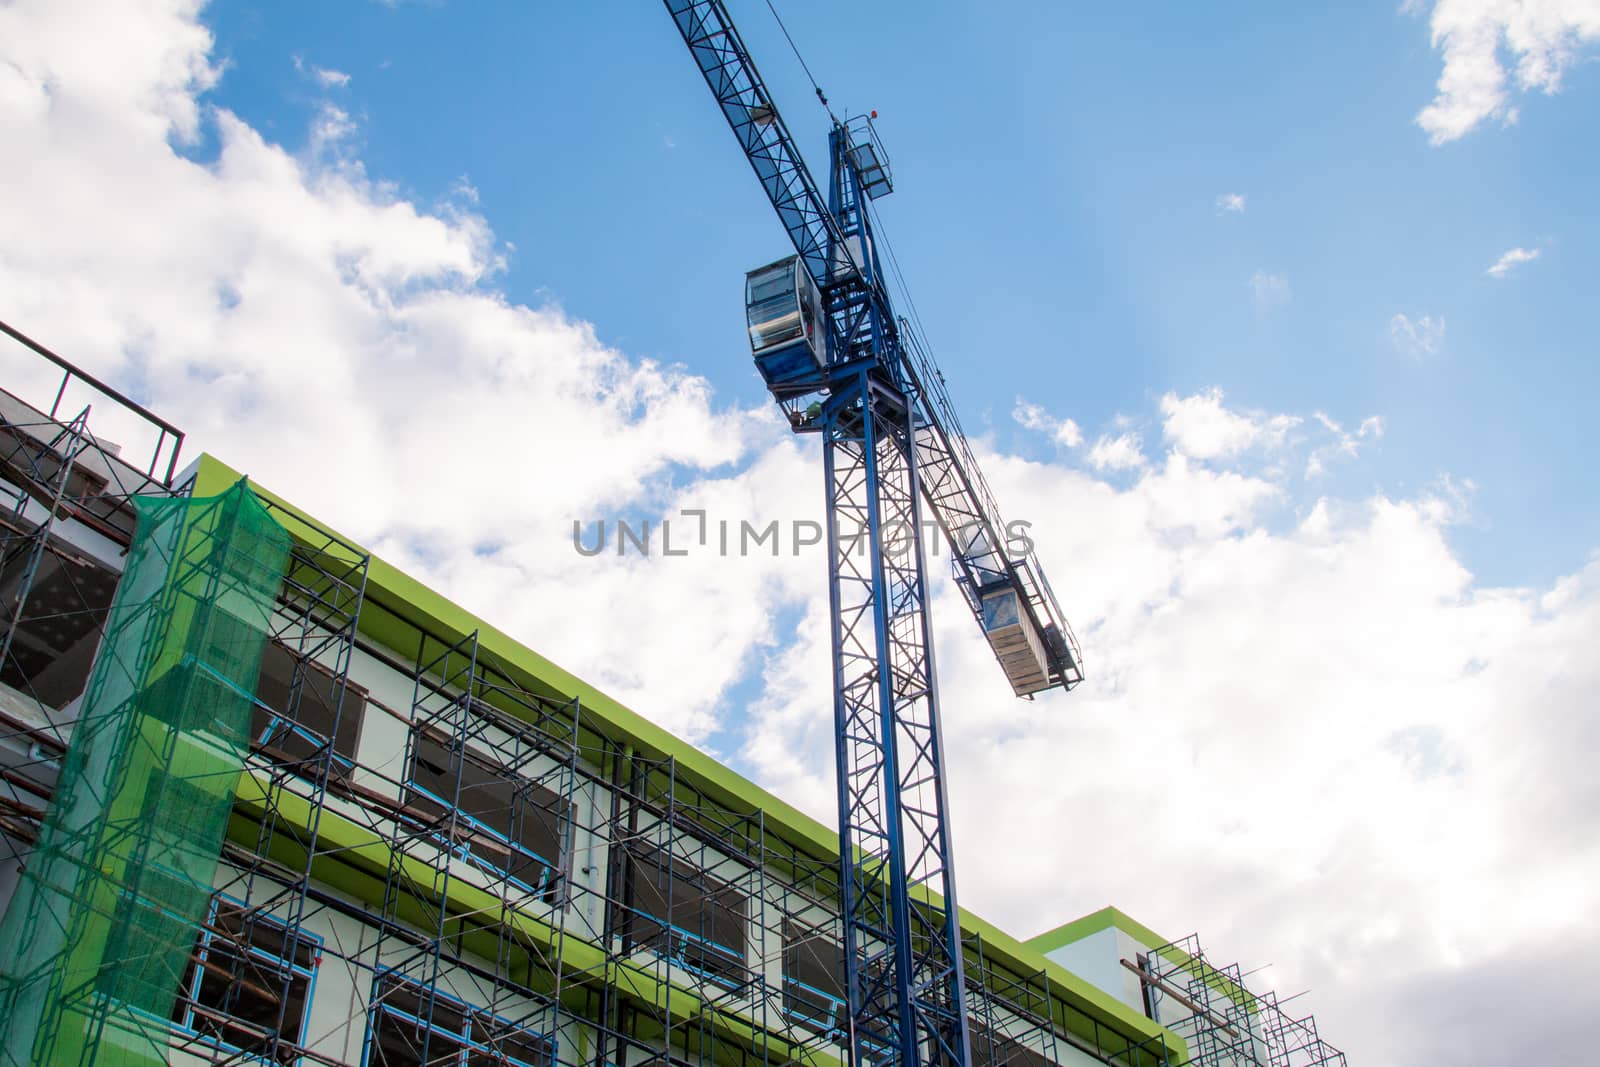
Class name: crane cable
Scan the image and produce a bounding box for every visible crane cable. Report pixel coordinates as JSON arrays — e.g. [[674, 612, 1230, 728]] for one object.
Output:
[[753, 5, 929, 358], [868, 197, 939, 378], [762, 0, 836, 118]]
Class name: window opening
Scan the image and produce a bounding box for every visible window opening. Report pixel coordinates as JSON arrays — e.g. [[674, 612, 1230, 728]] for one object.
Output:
[[623, 840, 748, 986], [250, 640, 367, 777], [171, 895, 320, 1065], [404, 730, 571, 905], [367, 972, 554, 1067]]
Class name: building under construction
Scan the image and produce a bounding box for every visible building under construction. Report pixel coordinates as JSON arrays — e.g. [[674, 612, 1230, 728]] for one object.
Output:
[[0, 328, 1348, 1067]]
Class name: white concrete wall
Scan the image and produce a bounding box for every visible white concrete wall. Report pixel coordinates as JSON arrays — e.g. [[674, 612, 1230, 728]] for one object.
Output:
[[1042, 927, 1146, 1016]]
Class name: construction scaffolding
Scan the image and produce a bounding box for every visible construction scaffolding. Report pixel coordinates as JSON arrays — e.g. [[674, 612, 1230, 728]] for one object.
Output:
[[0, 330, 1183, 1067], [0, 481, 291, 1066], [1128, 935, 1346, 1067], [964, 933, 1171, 1067], [0, 321, 198, 1067], [192, 497, 372, 1067], [0, 320, 184, 749], [367, 627, 578, 1067]]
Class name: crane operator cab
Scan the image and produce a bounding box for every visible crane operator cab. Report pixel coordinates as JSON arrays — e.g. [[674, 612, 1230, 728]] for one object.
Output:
[[746, 255, 825, 400]]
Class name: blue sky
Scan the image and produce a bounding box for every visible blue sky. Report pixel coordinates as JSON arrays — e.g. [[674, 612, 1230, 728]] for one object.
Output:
[[199, 0, 1599, 587], [3, 2, 1599, 1063]]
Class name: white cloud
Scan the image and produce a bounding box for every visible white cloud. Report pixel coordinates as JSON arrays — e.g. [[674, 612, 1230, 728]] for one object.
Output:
[[307, 101, 357, 158], [1160, 387, 1298, 460], [1216, 192, 1247, 213], [294, 53, 351, 89], [1390, 312, 1447, 356], [745, 428, 1600, 1067], [0, 0, 784, 742], [1249, 270, 1292, 312], [1307, 412, 1385, 477], [1087, 432, 1146, 471], [1013, 398, 1082, 447], [1412, 0, 1600, 144], [0, 0, 218, 143], [1486, 246, 1541, 278]]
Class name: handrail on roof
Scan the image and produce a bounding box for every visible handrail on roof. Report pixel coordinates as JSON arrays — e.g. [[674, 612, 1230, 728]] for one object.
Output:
[[0, 316, 186, 485]]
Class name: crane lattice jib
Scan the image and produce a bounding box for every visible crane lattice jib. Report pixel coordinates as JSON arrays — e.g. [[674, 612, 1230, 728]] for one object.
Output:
[[666, 0, 849, 289], [899, 325, 1084, 690]]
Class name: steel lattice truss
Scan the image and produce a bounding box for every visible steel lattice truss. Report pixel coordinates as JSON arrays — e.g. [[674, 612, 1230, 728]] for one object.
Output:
[[824, 371, 970, 1067], [666, 0, 845, 290]]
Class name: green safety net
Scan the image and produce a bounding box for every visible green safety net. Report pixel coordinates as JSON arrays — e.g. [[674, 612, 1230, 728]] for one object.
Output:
[[0, 479, 289, 1067]]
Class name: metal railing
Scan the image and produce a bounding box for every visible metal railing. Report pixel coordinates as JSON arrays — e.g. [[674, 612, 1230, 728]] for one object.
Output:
[[0, 317, 186, 485]]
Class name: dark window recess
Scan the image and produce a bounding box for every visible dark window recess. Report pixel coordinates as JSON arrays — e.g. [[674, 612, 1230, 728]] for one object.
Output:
[[1136, 951, 1159, 1022], [622, 842, 748, 984], [0, 421, 137, 542], [0, 423, 105, 505], [968, 1023, 1057, 1067], [251, 641, 367, 773], [172, 900, 318, 1065], [139, 770, 210, 821], [782, 918, 846, 1026], [0, 527, 119, 711], [404, 733, 570, 901], [369, 974, 553, 1067], [197, 604, 268, 669], [469, 1017, 555, 1067], [138, 657, 254, 740], [96, 866, 201, 1018], [135, 607, 281, 740]]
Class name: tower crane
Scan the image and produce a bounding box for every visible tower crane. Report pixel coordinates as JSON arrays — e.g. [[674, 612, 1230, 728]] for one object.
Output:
[[663, 5, 1084, 1067]]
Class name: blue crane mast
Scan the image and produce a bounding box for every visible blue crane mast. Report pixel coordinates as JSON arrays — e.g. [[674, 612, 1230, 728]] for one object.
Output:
[[662, 5, 1085, 1067]]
